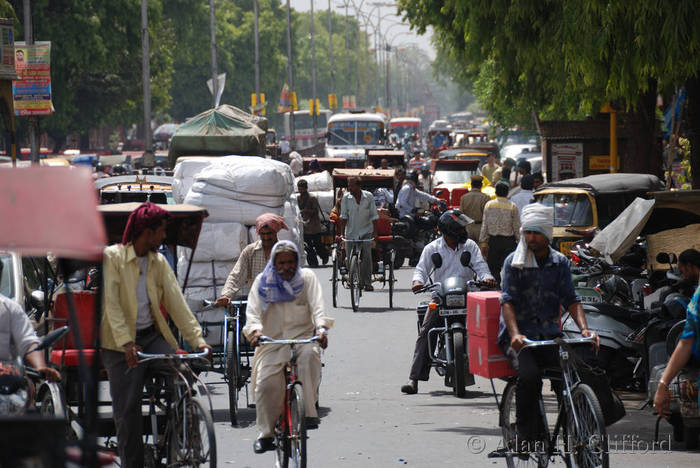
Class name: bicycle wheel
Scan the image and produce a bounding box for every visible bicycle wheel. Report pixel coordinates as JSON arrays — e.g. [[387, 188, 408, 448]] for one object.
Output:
[[289, 382, 307, 468], [565, 383, 609, 468], [452, 330, 466, 398], [225, 327, 238, 426], [388, 249, 395, 309], [348, 252, 360, 312], [168, 398, 217, 467], [500, 381, 550, 468], [331, 248, 339, 308]]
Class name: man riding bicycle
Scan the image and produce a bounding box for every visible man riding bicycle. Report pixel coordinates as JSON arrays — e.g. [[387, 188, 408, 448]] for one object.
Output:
[[401, 209, 496, 394], [101, 203, 212, 468], [498, 203, 599, 448], [243, 241, 335, 454]]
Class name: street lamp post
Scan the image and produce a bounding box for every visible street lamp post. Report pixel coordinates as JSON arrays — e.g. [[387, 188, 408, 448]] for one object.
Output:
[[311, 0, 318, 144], [328, 0, 334, 94], [286, 0, 296, 149], [254, 0, 260, 98], [141, 0, 154, 166]]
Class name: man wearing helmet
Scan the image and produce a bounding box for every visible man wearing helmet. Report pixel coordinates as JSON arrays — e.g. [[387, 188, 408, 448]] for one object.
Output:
[[396, 169, 441, 218], [400, 209, 496, 394]]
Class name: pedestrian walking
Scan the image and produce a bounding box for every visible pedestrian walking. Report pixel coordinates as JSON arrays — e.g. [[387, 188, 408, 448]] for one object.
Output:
[[459, 175, 491, 242], [297, 179, 329, 267], [479, 182, 520, 282]]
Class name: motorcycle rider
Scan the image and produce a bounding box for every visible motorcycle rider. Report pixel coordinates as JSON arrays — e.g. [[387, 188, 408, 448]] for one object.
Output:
[[499, 203, 599, 448], [396, 170, 441, 218], [653, 248, 700, 419], [401, 210, 496, 394]]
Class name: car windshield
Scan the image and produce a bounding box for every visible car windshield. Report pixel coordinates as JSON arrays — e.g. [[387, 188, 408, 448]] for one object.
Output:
[[0, 254, 13, 299], [328, 121, 383, 146], [537, 194, 593, 227], [391, 125, 418, 139], [433, 169, 479, 185]]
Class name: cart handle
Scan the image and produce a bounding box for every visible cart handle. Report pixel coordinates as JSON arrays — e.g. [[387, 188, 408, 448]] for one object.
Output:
[[258, 336, 320, 346], [136, 347, 211, 364]]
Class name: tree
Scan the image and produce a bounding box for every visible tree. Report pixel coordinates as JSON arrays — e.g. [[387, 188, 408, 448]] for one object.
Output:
[[398, 0, 700, 185]]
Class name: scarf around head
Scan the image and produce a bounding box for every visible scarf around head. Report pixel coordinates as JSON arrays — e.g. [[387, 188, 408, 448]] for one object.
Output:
[[512, 203, 554, 269], [257, 240, 305, 311], [255, 213, 289, 234], [121, 202, 169, 246]]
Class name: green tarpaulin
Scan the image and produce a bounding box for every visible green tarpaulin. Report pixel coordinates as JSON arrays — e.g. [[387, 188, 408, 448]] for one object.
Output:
[[168, 105, 268, 166]]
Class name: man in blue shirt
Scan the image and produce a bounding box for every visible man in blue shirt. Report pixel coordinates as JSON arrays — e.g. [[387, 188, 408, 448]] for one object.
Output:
[[499, 203, 598, 445]]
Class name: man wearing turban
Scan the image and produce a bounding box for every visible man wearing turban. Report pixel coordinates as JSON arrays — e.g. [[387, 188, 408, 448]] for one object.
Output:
[[498, 203, 599, 449], [216, 213, 288, 306], [101, 202, 212, 467]]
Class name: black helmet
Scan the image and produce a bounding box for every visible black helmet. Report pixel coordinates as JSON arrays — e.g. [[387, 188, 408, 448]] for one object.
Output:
[[95, 163, 105, 173], [420, 162, 431, 175], [438, 209, 472, 243], [407, 169, 419, 183]]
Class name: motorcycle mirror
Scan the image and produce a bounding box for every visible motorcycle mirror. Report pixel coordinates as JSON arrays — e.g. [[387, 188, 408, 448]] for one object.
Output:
[[460, 251, 472, 267], [668, 252, 678, 264], [655, 252, 670, 265], [431, 253, 443, 269], [25, 326, 69, 357], [30, 290, 45, 310]]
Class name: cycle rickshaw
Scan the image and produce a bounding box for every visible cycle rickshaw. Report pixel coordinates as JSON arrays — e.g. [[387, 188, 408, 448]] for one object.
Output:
[[365, 149, 406, 169], [47, 202, 217, 464], [329, 168, 403, 311]]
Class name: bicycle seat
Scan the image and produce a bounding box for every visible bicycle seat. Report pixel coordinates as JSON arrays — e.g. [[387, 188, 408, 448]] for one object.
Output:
[[376, 235, 393, 243]]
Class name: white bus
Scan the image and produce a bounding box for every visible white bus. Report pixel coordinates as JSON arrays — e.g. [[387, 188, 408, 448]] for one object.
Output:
[[325, 112, 388, 167], [282, 109, 331, 150]]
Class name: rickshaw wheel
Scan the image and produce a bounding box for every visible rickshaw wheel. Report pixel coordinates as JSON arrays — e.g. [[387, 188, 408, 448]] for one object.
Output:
[[332, 250, 339, 308], [388, 249, 395, 309], [226, 328, 238, 426]]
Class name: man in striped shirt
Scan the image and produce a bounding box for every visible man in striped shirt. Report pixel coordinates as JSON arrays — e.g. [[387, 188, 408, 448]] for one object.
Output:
[[479, 182, 521, 282], [408, 150, 425, 171]]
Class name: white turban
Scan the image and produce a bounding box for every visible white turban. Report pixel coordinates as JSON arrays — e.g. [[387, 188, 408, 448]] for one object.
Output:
[[511, 203, 554, 269]]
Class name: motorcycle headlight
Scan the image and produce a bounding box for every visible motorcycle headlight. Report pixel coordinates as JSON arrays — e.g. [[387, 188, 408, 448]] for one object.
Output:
[[445, 294, 465, 308]]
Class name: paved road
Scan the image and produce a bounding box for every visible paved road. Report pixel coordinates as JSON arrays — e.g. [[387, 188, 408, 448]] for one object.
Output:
[[203, 265, 699, 467]]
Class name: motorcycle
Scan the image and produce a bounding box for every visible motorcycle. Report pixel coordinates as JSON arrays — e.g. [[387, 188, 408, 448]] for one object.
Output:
[[0, 326, 68, 416], [413, 250, 491, 398], [394, 202, 445, 267]]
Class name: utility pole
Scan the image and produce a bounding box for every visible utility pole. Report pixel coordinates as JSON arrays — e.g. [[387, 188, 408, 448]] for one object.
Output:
[[328, 0, 334, 94], [311, 0, 318, 144], [23, 0, 39, 163], [375, 8, 380, 106], [344, 2, 349, 101], [254, 0, 260, 98], [286, 0, 295, 149], [209, 0, 218, 108], [385, 43, 390, 110], [141, 0, 154, 167]]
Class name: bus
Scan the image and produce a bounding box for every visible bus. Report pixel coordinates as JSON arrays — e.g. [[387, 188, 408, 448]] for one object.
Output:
[[389, 117, 422, 139], [325, 112, 388, 167], [282, 109, 331, 150]]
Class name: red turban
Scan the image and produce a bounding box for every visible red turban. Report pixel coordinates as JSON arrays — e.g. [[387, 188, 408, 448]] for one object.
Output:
[[121, 202, 170, 245], [255, 213, 288, 234]]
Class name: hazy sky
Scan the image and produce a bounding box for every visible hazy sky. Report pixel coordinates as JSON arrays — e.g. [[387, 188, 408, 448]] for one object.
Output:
[[288, 0, 435, 59]]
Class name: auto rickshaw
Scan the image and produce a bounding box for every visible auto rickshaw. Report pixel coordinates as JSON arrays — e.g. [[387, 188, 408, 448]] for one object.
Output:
[[365, 149, 406, 169], [95, 174, 174, 204], [533, 173, 665, 256]]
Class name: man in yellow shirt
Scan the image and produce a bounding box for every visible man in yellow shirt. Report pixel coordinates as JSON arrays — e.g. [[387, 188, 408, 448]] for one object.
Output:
[[101, 203, 211, 468]]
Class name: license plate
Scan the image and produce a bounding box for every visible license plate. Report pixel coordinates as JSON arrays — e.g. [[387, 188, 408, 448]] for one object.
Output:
[[439, 308, 466, 317], [580, 294, 603, 304]]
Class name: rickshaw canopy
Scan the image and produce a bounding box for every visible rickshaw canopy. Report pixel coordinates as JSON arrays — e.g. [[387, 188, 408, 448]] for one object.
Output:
[[0, 166, 106, 260], [331, 168, 395, 191], [365, 149, 405, 168], [537, 173, 664, 196], [98, 203, 208, 249]]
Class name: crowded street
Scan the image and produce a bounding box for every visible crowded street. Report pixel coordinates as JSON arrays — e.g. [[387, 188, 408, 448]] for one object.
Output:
[[203, 266, 698, 467]]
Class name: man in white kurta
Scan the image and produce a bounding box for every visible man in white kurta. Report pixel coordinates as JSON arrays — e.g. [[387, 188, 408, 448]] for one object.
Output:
[[243, 241, 335, 452]]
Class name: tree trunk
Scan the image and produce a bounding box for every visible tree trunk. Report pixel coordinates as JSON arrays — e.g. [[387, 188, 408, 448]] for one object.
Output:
[[686, 76, 700, 189], [623, 81, 662, 176]]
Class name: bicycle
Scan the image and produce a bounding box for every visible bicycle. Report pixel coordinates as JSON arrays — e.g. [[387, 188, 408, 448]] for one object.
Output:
[[136, 348, 217, 467], [258, 335, 321, 468], [497, 336, 609, 468], [341, 237, 374, 312]]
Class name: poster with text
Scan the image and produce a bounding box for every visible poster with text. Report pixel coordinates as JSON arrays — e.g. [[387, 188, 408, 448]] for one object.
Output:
[[551, 143, 583, 181], [12, 41, 53, 116]]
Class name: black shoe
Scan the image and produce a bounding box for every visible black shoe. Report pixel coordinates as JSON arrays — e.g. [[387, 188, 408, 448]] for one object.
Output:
[[305, 417, 319, 429], [253, 437, 275, 454], [321, 256, 329, 266], [401, 380, 418, 394], [364, 284, 374, 291]]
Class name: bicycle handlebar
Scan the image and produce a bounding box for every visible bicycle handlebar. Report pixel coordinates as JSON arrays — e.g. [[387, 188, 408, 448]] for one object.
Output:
[[258, 336, 321, 346], [136, 348, 211, 363], [521, 336, 595, 349], [340, 237, 374, 242]]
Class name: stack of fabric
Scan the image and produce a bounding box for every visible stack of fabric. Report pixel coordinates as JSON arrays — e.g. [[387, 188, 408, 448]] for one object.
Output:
[[172, 156, 300, 346]]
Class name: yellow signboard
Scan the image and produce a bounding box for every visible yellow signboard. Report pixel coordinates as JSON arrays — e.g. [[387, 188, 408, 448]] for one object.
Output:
[[589, 155, 610, 171]]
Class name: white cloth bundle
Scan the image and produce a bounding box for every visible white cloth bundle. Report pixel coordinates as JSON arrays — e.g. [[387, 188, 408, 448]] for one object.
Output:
[[178, 222, 247, 262], [172, 157, 220, 203], [295, 171, 333, 192], [511, 203, 554, 269], [184, 191, 284, 224], [177, 258, 235, 288]]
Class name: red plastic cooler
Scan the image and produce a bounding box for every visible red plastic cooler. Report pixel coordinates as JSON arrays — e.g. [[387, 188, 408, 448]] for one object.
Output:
[[466, 291, 515, 378]]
